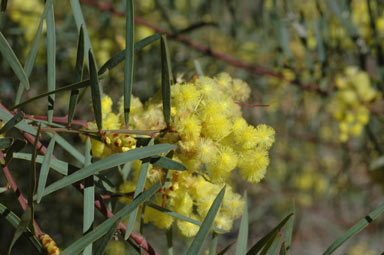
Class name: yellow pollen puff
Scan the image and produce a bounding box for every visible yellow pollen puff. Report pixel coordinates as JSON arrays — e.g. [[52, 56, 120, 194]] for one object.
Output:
[[101, 95, 113, 115], [175, 114, 202, 140], [238, 149, 270, 182], [144, 206, 174, 229], [177, 219, 200, 237], [202, 113, 231, 140], [255, 124, 276, 149], [232, 79, 251, 101], [197, 138, 218, 164]]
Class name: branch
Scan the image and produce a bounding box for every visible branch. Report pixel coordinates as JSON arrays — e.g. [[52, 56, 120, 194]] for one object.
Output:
[[0, 151, 43, 236], [78, 0, 329, 96]]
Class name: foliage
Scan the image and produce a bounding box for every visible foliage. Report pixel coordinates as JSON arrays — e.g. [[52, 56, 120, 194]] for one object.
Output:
[[0, 0, 384, 255]]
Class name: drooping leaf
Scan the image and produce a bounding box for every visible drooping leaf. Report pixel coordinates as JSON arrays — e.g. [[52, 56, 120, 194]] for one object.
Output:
[[83, 137, 94, 255], [1, 0, 8, 12], [323, 202, 384, 255], [5, 138, 27, 164], [209, 232, 218, 255], [42, 144, 175, 197], [235, 193, 248, 255], [0, 111, 24, 134], [0, 32, 30, 90], [160, 34, 173, 125], [46, 3, 56, 124], [68, 25, 84, 126], [123, 0, 135, 126], [283, 200, 295, 252], [124, 159, 150, 239], [14, 0, 54, 104], [247, 213, 294, 255], [98, 32, 163, 75], [36, 135, 56, 203], [0, 203, 42, 252], [69, 0, 93, 66], [88, 50, 102, 130], [0, 137, 14, 150], [7, 208, 33, 255], [167, 226, 174, 255], [61, 182, 161, 255], [149, 156, 186, 170], [186, 186, 226, 255], [93, 221, 118, 255]]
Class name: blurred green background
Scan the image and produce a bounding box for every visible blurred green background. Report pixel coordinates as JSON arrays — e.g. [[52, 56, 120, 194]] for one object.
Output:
[[1, 0, 384, 254]]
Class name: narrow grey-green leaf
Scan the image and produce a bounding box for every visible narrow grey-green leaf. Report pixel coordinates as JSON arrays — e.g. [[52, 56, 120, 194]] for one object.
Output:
[[0, 32, 30, 90], [0, 203, 42, 252], [160, 34, 173, 125], [0, 111, 24, 134], [0, 137, 14, 150], [246, 213, 293, 255], [0, 107, 36, 135], [283, 200, 295, 252], [149, 156, 186, 170], [145, 202, 226, 233], [89, 50, 102, 130], [13, 152, 68, 175], [5, 138, 26, 164], [36, 135, 56, 203], [7, 208, 33, 255], [14, 0, 54, 104], [323, 202, 384, 255], [68, 25, 84, 126], [83, 137, 94, 255], [263, 233, 281, 255], [125, 159, 150, 239], [279, 243, 286, 255], [123, 0, 135, 126], [12, 79, 92, 110], [93, 221, 118, 255], [186, 186, 226, 255], [42, 144, 175, 197], [47, 132, 85, 163], [69, 0, 93, 66], [98, 32, 163, 75], [167, 226, 174, 255], [209, 232, 218, 255], [46, 3, 56, 124], [235, 193, 248, 255], [194, 59, 204, 76], [325, 0, 358, 37], [61, 182, 161, 255], [1, 0, 7, 11]]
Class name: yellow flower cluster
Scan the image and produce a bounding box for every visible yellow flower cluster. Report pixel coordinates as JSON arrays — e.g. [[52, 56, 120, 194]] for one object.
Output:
[[39, 234, 60, 255], [120, 165, 245, 237], [330, 66, 380, 142], [87, 73, 274, 236]]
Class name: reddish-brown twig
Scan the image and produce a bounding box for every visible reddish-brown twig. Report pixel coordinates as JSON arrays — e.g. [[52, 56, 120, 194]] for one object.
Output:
[[0, 104, 158, 254], [78, 0, 329, 96], [0, 151, 43, 236], [23, 114, 88, 128]]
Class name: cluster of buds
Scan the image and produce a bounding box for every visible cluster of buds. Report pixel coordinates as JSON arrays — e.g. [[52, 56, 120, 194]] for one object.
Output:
[[39, 234, 60, 255]]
